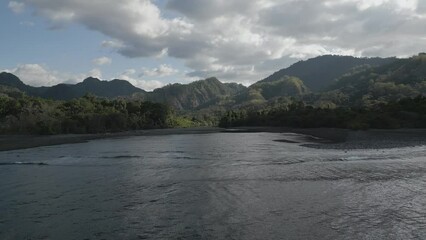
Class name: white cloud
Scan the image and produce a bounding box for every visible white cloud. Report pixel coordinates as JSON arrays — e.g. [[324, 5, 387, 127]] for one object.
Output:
[[88, 68, 102, 78], [17, 0, 426, 84], [122, 68, 137, 76], [101, 40, 125, 49], [142, 64, 179, 77], [3, 64, 60, 87], [20, 21, 35, 27], [118, 69, 164, 91], [92, 57, 112, 66], [2, 64, 166, 91], [25, 0, 193, 56], [8, 1, 25, 14], [2, 64, 105, 87]]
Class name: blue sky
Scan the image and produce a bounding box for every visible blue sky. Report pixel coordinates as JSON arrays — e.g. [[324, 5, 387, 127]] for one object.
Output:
[[1, 0, 426, 90], [1, 0, 193, 90]]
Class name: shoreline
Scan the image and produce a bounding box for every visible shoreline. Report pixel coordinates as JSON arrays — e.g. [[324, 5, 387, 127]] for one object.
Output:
[[1, 127, 426, 151]]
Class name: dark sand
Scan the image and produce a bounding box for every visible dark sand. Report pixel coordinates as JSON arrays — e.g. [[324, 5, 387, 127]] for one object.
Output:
[[304, 128, 426, 149], [2, 127, 426, 151], [224, 127, 426, 150], [0, 128, 222, 151]]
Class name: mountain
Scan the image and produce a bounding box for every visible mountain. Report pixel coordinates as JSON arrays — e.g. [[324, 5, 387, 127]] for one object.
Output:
[[140, 77, 247, 110], [325, 53, 426, 106], [0, 73, 145, 100], [0, 73, 246, 110], [41, 77, 145, 100], [259, 55, 397, 91], [0, 72, 46, 96]]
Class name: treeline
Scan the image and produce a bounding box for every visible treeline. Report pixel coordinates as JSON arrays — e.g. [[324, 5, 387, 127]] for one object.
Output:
[[219, 96, 426, 130], [0, 90, 191, 134]]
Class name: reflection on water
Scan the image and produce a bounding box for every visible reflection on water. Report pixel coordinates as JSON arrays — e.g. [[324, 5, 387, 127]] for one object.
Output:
[[0, 132, 426, 239]]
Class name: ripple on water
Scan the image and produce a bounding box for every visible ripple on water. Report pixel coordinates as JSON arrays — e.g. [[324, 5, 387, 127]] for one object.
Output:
[[1, 132, 426, 239]]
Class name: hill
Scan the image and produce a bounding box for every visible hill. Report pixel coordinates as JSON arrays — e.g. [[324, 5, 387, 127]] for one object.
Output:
[[140, 77, 246, 110], [227, 76, 309, 108], [259, 55, 396, 91]]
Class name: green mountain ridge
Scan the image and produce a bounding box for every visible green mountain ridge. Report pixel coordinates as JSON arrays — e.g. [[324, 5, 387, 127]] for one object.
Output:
[[260, 55, 397, 91], [0, 73, 247, 111], [2, 54, 424, 113]]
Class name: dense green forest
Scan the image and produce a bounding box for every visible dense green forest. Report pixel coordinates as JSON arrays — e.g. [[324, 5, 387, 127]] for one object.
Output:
[[219, 96, 426, 130], [0, 86, 198, 134]]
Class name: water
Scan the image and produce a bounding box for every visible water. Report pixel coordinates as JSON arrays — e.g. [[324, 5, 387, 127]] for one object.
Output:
[[0, 132, 426, 240]]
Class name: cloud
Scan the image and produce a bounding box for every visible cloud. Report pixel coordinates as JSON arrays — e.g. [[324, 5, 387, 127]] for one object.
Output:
[[3, 64, 60, 87], [92, 57, 112, 66], [20, 21, 35, 27], [142, 64, 179, 77], [101, 40, 124, 49], [25, 0, 193, 55], [118, 69, 164, 91], [1, 63, 164, 91], [2, 64, 104, 87], [8, 1, 25, 14], [18, 0, 426, 84], [88, 68, 102, 78], [1, 63, 171, 91]]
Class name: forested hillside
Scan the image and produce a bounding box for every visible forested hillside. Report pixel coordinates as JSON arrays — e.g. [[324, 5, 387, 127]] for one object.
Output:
[[325, 54, 426, 106], [136, 77, 246, 110]]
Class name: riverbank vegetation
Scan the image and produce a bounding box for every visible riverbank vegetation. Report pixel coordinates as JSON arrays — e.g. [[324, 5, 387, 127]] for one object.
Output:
[[219, 96, 426, 130], [0, 87, 198, 134]]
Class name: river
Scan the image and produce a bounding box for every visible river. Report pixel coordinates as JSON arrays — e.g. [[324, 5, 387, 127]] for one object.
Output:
[[1, 132, 425, 239]]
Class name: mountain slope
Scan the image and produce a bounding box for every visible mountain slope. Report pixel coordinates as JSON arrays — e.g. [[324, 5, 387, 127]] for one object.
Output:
[[228, 76, 309, 107], [250, 76, 309, 99], [260, 55, 397, 91]]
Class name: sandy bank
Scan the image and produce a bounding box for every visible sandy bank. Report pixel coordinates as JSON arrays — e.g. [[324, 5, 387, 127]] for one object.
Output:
[[224, 127, 426, 149], [2, 127, 426, 151], [0, 127, 222, 151]]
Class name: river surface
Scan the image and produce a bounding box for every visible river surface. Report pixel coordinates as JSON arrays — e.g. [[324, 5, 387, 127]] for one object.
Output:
[[1, 132, 426, 240]]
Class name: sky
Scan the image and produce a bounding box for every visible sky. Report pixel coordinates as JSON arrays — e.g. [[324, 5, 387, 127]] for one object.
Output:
[[1, 0, 426, 90]]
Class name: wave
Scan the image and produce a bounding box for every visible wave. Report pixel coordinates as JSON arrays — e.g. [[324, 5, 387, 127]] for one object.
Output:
[[101, 155, 142, 159], [0, 162, 48, 166]]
